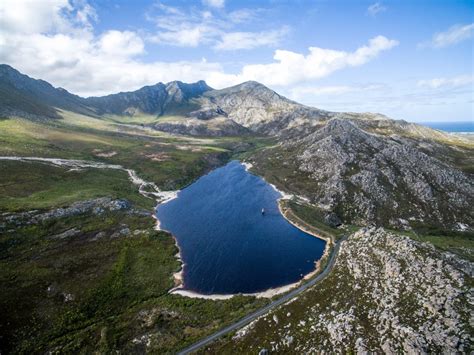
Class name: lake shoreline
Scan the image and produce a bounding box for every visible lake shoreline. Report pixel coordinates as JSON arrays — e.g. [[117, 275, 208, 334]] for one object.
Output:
[[155, 160, 330, 300]]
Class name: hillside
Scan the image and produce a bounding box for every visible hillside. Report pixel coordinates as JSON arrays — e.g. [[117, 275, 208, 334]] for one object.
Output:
[[249, 118, 473, 230], [1, 64, 472, 232], [204, 228, 472, 353]]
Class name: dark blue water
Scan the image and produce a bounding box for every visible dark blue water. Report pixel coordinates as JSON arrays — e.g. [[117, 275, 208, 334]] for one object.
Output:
[[422, 121, 473, 132], [156, 161, 326, 295]]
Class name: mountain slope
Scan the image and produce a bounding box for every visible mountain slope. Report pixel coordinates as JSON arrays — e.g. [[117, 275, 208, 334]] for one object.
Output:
[[0, 65, 472, 230], [196, 81, 333, 136], [0, 64, 95, 119], [250, 118, 473, 229], [86, 80, 212, 116]]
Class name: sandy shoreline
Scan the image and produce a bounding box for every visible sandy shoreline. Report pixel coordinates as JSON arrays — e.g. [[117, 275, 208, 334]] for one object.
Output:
[[159, 160, 332, 300]]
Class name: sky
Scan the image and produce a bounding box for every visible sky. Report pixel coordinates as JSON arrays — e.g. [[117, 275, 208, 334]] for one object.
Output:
[[0, 0, 472, 122]]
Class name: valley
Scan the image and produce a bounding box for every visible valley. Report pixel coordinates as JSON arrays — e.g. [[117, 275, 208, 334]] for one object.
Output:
[[0, 64, 472, 353]]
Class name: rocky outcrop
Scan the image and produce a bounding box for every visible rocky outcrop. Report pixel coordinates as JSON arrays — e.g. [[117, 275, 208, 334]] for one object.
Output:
[[315, 228, 473, 353], [254, 118, 473, 229], [0, 197, 146, 230], [196, 81, 333, 136], [153, 116, 251, 137]]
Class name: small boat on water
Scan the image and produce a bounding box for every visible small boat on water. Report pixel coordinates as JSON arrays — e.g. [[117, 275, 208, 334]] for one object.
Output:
[[261, 208, 265, 215]]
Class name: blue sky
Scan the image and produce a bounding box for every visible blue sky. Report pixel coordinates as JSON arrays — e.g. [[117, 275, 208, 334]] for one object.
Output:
[[0, 0, 472, 122]]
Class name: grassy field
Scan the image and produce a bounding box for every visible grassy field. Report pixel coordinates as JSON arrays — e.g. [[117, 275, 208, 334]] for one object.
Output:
[[388, 226, 474, 262], [0, 160, 154, 211], [0, 112, 268, 189]]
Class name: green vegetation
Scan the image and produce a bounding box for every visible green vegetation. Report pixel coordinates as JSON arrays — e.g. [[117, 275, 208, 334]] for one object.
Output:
[[0, 115, 270, 353], [283, 200, 352, 242], [412, 233, 474, 261], [389, 225, 474, 262], [0, 113, 269, 189], [250, 144, 323, 200], [1, 210, 267, 352], [0, 160, 154, 211]]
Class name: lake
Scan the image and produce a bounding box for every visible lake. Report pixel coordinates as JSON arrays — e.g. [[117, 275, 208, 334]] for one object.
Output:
[[156, 161, 326, 295]]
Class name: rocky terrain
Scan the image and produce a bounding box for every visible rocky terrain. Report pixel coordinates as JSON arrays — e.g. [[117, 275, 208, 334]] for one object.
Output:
[[194, 81, 332, 136], [250, 118, 474, 229], [0, 197, 146, 231], [207, 228, 473, 353], [86, 80, 212, 116]]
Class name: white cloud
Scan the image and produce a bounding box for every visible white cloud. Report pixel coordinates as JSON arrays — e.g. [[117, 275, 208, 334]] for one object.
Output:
[[289, 84, 383, 100], [0, 1, 399, 98], [214, 27, 289, 50], [423, 23, 474, 48], [146, 4, 281, 49], [99, 30, 145, 57], [0, 1, 224, 96], [0, 0, 70, 34], [227, 9, 258, 24], [149, 26, 210, 47], [208, 36, 399, 87], [367, 2, 386, 16], [202, 0, 225, 9], [146, 5, 220, 47], [417, 75, 473, 89]]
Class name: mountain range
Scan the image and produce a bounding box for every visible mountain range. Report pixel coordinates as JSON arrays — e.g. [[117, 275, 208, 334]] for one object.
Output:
[[0, 63, 472, 231]]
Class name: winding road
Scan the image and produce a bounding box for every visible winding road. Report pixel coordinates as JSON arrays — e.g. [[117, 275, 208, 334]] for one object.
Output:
[[178, 235, 347, 354]]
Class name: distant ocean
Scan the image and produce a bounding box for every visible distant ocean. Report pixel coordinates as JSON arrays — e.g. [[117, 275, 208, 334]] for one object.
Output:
[[421, 121, 474, 133]]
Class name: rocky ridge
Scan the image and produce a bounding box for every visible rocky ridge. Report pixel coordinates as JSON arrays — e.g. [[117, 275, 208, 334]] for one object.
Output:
[[0, 197, 148, 231], [195, 81, 333, 136], [250, 118, 473, 229], [86, 80, 212, 116]]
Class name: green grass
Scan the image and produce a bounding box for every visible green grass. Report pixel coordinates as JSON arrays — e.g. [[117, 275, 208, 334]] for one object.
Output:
[[0, 115, 237, 190], [0, 160, 154, 211], [251, 144, 320, 198], [284, 200, 350, 242], [1, 208, 267, 353], [388, 226, 474, 262], [101, 113, 162, 125]]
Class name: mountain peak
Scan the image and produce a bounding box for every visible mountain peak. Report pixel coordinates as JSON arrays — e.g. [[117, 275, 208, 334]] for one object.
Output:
[[235, 80, 272, 91], [165, 80, 212, 90]]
